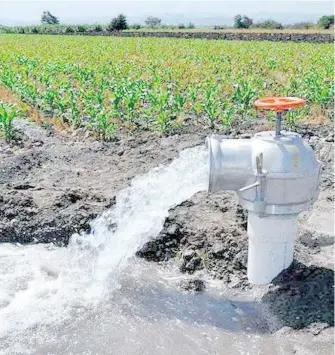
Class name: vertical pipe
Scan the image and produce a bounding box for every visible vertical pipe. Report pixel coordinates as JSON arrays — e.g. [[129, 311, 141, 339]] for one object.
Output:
[[247, 212, 298, 284], [275, 111, 282, 138]]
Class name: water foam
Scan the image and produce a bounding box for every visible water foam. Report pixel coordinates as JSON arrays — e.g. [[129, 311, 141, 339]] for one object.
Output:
[[0, 145, 208, 343]]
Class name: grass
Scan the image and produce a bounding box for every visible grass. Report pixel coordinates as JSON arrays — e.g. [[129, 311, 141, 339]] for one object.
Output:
[[0, 34, 333, 140]]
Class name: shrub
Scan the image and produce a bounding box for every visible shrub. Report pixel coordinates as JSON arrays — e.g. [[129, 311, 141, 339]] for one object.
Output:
[[94, 24, 103, 32], [131, 23, 141, 30], [17, 27, 25, 34], [66, 26, 75, 33], [0, 26, 13, 34], [188, 22, 195, 29], [254, 20, 283, 30], [107, 14, 128, 31], [318, 15, 334, 29], [234, 14, 253, 29], [77, 25, 87, 32], [214, 25, 228, 30], [178, 23, 185, 29], [31, 27, 39, 34]]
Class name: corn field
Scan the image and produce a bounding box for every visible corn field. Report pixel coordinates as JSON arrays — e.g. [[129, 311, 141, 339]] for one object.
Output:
[[0, 35, 333, 139]]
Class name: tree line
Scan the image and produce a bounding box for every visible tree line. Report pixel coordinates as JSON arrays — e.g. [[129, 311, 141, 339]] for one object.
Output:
[[230, 14, 334, 30], [7, 11, 335, 32]]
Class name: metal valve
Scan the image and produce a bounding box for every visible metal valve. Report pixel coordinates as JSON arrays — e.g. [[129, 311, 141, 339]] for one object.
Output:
[[254, 97, 305, 138], [206, 96, 321, 284]]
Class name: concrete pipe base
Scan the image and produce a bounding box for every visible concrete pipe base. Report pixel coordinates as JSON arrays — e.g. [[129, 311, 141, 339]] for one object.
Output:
[[247, 212, 298, 285]]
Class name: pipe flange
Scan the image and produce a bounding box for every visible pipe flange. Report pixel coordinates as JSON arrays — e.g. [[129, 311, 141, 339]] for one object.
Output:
[[238, 197, 317, 215]]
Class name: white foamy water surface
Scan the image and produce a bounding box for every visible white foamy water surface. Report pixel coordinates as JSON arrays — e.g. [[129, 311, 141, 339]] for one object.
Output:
[[0, 146, 273, 354]]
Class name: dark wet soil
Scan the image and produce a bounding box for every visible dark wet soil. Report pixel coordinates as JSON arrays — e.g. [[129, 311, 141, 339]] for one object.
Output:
[[0, 120, 207, 244]]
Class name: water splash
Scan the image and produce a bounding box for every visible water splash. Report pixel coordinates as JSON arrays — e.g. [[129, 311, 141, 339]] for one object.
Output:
[[0, 145, 209, 341]]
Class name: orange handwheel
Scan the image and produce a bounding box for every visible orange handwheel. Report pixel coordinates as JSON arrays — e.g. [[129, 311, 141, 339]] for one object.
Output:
[[255, 97, 305, 112], [254, 97, 305, 138]]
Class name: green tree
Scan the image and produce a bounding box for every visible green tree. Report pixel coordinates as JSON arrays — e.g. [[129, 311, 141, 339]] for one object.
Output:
[[108, 14, 128, 31], [77, 25, 87, 32], [145, 16, 162, 28], [94, 24, 103, 32], [318, 15, 334, 29], [41, 11, 59, 25], [66, 26, 75, 33], [234, 14, 253, 29], [254, 19, 283, 30]]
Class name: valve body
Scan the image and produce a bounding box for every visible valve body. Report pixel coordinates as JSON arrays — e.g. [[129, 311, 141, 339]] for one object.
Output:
[[206, 131, 321, 284]]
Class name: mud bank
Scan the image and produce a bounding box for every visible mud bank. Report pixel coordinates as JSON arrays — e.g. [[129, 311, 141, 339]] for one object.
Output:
[[0, 120, 207, 244]]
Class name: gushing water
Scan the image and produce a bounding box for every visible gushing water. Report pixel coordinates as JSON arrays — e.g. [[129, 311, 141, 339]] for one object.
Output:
[[79, 144, 209, 296], [0, 146, 209, 345]]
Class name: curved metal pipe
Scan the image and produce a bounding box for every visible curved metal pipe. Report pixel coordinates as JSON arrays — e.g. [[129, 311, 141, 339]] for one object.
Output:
[[206, 136, 254, 193]]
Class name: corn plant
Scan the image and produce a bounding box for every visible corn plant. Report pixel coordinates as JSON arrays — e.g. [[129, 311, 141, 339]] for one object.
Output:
[[221, 102, 235, 127], [0, 103, 17, 142], [93, 110, 116, 141], [202, 85, 220, 127], [233, 80, 256, 115], [156, 111, 170, 133]]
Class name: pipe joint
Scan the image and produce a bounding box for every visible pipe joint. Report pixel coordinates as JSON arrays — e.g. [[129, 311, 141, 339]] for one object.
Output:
[[207, 131, 321, 216]]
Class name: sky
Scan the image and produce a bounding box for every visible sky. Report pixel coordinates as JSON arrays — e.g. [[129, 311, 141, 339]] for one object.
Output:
[[0, 0, 333, 26]]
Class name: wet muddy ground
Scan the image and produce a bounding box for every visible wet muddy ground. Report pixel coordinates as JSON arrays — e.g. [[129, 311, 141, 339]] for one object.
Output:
[[0, 118, 334, 354]]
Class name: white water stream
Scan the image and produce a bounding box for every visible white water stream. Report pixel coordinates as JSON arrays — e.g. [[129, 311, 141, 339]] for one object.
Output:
[[0, 146, 273, 354]]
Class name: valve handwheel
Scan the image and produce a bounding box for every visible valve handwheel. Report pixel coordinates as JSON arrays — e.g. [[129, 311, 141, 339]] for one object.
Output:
[[255, 97, 305, 112], [255, 97, 305, 137]]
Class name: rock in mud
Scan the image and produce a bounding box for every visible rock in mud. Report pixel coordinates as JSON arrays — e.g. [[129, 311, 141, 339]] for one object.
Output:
[[179, 250, 202, 274], [138, 191, 249, 287], [178, 278, 205, 292]]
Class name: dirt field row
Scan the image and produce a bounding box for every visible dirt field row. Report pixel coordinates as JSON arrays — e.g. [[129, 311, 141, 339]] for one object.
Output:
[[26, 30, 334, 42]]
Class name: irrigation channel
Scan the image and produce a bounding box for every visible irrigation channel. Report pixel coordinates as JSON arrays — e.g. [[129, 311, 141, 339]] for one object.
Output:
[[0, 145, 279, 354]]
